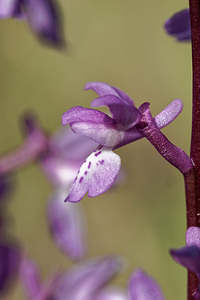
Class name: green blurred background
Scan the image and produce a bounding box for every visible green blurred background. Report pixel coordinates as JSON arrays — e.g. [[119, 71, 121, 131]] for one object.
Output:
[[0, 0, 191, 299]]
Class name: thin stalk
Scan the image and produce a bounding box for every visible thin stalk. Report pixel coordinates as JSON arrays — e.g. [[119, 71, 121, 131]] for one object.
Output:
[[189, 0, 200, 298]]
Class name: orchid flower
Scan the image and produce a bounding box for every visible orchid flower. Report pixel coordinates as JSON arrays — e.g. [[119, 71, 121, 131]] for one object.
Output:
[[170, 227, 200, 299], [0, 0, 64, 47], [164, 9, 191, 41], [62, 82, 183, 203]]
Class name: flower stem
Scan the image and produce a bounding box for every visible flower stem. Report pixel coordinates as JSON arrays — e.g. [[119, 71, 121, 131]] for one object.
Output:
[[189, 0, 200, 226], [0, 115, 49, 175], [189, 0, 200, 298]]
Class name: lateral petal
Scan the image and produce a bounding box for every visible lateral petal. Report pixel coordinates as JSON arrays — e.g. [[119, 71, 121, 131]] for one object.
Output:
[[85, 82, 134, 106]]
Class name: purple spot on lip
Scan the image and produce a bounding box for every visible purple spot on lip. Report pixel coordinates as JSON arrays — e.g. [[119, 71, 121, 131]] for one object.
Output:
[[88, 162, 91, 169], [84, 171, 87, 175], [79, 177, 84, 183], [99, 160, 104, 165], [95, 151, 102, 157]]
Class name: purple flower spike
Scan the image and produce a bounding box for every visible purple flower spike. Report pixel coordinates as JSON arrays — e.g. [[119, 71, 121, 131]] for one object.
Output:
[[186, 227, 200, 248], [164, 9, 191, 41], [48, 190, 87, 260], [128, 269, 165, 300], [55, 256, 123, 300], [170, 246, 200, 279], [65, 146, 121, 203]]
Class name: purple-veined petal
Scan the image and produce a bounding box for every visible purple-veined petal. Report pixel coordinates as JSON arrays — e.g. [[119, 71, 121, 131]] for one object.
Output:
[[54, 256, 123, 300], [186, 227, 200, 248], [62, 107, 123, 147], [62, 106, 115, 125], [94, 287, 128, 300], [25, 0, 64, 47], [50, 127, 98, 164], [47, 190, 87, 260], [91, 95, 141, 130], [128, 269, 165, 300], [41, 156, 78, 187], [0, 0, 22, 18], [65, 147, 121, 203], [20, 258, 42, 299], [170, 246, 200, 279], [85, 82, 134, 106], [154, 99, 183, 128], [164, 9, 191, 41]]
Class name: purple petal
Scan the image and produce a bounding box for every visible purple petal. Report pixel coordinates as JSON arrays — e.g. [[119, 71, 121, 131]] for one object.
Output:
[[94, 288, 128, 300], [48, 190, 87, 260], [62, 106, 115, 125], [50, 127, 98, 164], [128, 269, 165, 300], [91, 95, 141, 130], [65, 147, 121, 203], [0, 241, 21, 293], [154, 99, 183, 128], [62, 107, 123, 147], [20, 257, 61, 300], [41, 156, 78, 187], [170, 246, 200, 279], [164, 9, 191, 41], [116, 98, 183, 149], [55, 256, 123, 300], [0, 0, 22, 18], [20, 258, 42, 299], [85, 82, 134, 106], [25, 0, 64, 47], [186, 227, 200, 248]]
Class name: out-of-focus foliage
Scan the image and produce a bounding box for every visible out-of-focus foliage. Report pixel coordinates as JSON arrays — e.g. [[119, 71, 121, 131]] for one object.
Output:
[[0, 0, 191, 299]]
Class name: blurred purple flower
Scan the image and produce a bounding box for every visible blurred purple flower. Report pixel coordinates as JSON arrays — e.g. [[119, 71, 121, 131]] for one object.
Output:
[[62, 82, 183, 203], [128, 269, 165, 300], [170, 227, 200, 299], [0, 240, 21, 294], [164, 9, 191, 41], [41, 128, 98, 260], [47, 190, 87, 260], [20, 255, 124, 300], [0, 0, 64, 47]]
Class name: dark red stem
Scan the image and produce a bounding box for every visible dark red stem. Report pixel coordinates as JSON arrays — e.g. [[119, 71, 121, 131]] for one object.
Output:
[[188, 0, 200, 298]]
